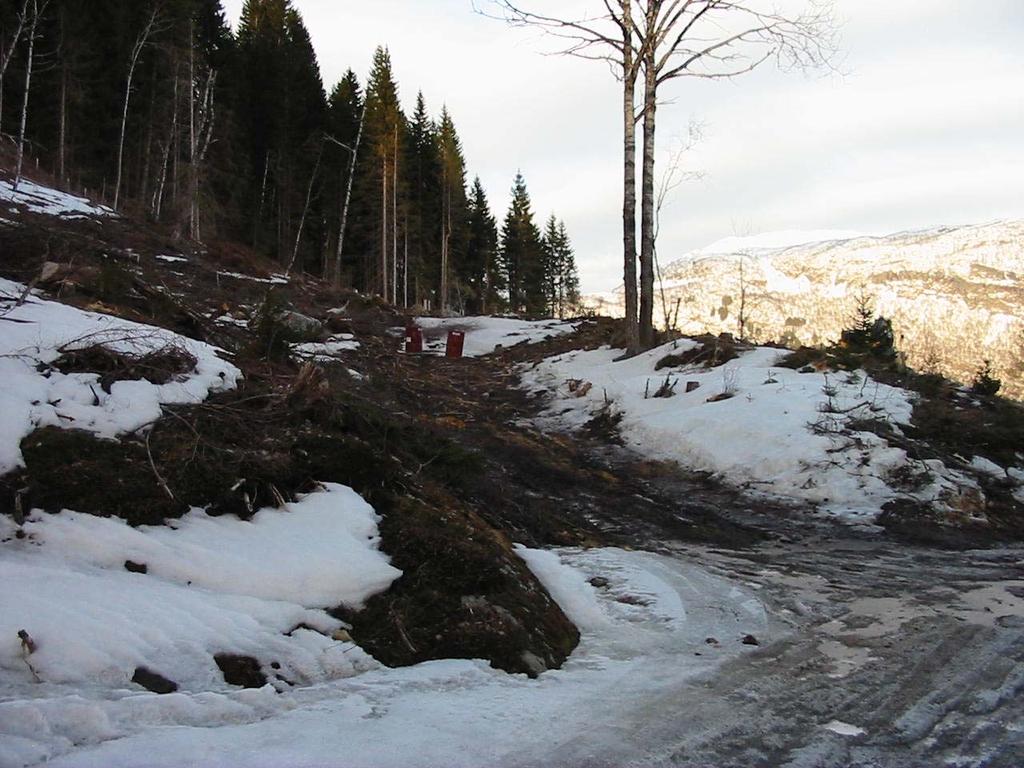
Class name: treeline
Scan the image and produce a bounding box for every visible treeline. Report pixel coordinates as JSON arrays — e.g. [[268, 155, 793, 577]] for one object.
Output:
[[0, 0, 580, 316]]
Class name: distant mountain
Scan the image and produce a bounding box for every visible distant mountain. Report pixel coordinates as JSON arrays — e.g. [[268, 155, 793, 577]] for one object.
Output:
[[585, 221, 1024, 397]]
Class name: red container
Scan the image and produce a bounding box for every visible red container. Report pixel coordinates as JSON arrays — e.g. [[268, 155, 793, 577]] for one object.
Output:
[[405, 325, 423, 354], [446, 330, 465, 359]]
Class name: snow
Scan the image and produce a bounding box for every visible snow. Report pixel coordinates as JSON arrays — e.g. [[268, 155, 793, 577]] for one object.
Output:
[[216, 271, 289, 285], [214, 314, 249, 328], [413, 316, 580, 357], [290, 334, 360, 361], [20, 483, 399, 610], [0, 179, 114, 219], [824, 720, 867, 737], [0, 279, 240, 476], [154, 254, 188, 264], [0, 539, 776, 768], [521, 340, 974, 519], [690, 229, 865, 257]]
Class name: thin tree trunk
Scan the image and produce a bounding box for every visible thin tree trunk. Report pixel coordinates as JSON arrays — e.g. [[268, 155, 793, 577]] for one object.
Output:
[[381, 154, 388, 301], [254, 151, 269, 245], [621, 0, 640, 352], [286, 142, 323, 277], [392, 124, 398, 305], [58, 66, 67, 182], [333, 103, 364, 287], [188, 21, 197, 240], [114, 8, 158, 210], [0, 0, 26, 136], [638, 46, 658, 349], [14, 0, 42, 189]]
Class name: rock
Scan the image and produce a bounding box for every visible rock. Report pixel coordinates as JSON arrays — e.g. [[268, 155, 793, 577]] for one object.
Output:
[[686, 381, 701, 393], [742, 634, 760, 646], [214, 653, 267, 688], [331, 628, 353, 643], [124, 560, 148, 574], [39, 262, 63, 283], [132, 666, 178, 694], [520, 651, 548, 678], [705, 637, 719, 645], [278, 310, 323, 341], [589, 576, 610, 589]]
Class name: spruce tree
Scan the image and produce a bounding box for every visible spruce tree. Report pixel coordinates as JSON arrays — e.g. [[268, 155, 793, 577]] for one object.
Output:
[[404, 91, 441, 307], [350, 46, 404, 302], [500, 171, 544, 316], [466, 176, 501, 313], [437, 106, 469, 313]]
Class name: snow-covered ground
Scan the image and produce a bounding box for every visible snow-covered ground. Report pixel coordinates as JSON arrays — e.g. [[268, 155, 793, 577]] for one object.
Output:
[[0, 537, 775, 768], [521, 340, 982, 521], [0, 279, 240, 476], [0, 180, 114, 219], [414, 316, 579, 357], [290, 334, 360, 361]]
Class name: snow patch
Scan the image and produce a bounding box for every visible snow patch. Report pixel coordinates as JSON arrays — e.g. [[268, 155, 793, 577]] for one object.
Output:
[[216, 271, 289, 286], [0, 278, 240, 475], [522, 340, 974, 519], [291, 335, 360, 361], [414, 316, 579, 357], [824, 720, 867, 737], [0, 179, 115, 219]]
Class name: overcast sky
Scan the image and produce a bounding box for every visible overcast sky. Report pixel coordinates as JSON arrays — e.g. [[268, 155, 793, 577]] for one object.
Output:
[[222, 0, 1024, 292]]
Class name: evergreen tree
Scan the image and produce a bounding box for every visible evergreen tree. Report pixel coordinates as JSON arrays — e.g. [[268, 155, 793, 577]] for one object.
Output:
[[403, 91, 441, 307], [465, 176, 501, 313], [235, 0, 326, 262], [541, 217, 580, 319], [437, 106, 469, 313], [350, 46, 404, 302], [500, 171, 545, 315]]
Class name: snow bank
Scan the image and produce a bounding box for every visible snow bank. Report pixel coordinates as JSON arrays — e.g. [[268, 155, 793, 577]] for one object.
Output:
[[0, 179, 115, 219], [0, 483, 398, 698], [0, 278, 240, 475], [0, 547, 775, 768], [22, 483, 399, 609], [414, 316, 579, 357], [522, 341, 974, 519]]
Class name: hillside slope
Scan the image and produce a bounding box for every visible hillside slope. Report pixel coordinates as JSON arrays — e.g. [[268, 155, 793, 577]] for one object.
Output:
[[587, 222, 1024, 397]]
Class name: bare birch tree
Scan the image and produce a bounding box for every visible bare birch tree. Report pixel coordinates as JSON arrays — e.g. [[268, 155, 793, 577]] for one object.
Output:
[[14, 0, 49, 190], [325, 104, 365, 287], [635, 0, 837, 346], [485, 0, 644, 351], [489, 0, 837, 349], [114, 5, 163, 210], [0, 0, 27, 134]]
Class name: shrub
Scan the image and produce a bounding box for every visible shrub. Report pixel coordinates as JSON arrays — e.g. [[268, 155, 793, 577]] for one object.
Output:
[[971, 360, 1002, 397]]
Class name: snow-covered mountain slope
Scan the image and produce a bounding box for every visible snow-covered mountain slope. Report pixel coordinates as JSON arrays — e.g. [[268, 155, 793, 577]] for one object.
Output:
[[585, 221, 1024, 397]]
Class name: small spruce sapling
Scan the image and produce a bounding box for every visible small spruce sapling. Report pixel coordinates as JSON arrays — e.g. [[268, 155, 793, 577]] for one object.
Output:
[[970, 360, 1002, 397]]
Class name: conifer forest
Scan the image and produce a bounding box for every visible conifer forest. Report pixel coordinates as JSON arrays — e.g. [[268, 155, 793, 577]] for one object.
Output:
[[0, 0, 580, 315]]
